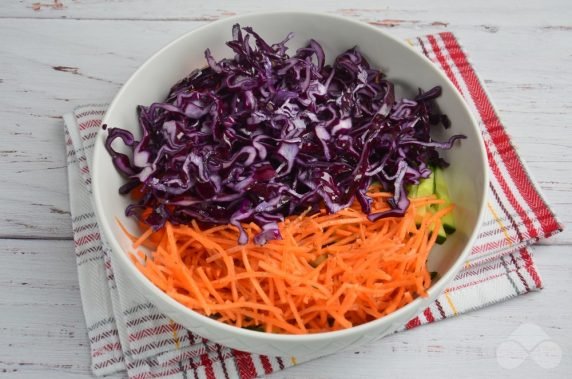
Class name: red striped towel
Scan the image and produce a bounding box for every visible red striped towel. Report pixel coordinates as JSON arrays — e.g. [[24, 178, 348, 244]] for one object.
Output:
[[63, 32, 562, 378]]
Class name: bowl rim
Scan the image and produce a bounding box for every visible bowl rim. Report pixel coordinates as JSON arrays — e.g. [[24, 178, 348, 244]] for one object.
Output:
[[92, 10, 489, 342]]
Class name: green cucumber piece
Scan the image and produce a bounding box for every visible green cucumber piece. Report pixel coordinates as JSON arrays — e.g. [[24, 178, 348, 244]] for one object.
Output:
[[417, 171, 435, 198], [409, 171, 448, 244], [435, 223, 447, 244], [406, 183, 418, 198], [414, 172, 434, 226], [434, 167, 456, 235], [415, 171, 447, 243]]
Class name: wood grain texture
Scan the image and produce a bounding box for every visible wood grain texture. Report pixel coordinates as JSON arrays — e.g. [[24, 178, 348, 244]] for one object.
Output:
[[1, 0, 571, 26], [1, 240, 570, 378], [0, 17, 570, 241], [0, 0, 571, 377]]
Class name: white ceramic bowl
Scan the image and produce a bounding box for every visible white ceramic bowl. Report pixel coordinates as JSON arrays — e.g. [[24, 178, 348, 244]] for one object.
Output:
[[92, 11, 488, 358]]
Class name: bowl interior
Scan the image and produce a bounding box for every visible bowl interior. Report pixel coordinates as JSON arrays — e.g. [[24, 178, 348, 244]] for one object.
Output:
[[92, 12, 487, 347]]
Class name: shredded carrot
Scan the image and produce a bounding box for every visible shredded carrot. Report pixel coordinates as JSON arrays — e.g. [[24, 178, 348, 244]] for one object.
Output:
[[121, 191, 452, 334]]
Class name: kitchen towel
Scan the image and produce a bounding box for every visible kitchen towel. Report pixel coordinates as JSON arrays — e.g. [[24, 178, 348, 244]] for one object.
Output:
[[63, 32, 562, 378]]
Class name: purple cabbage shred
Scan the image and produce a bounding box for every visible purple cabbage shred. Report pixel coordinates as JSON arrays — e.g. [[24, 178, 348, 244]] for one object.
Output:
[[104, 24, 465, 244]]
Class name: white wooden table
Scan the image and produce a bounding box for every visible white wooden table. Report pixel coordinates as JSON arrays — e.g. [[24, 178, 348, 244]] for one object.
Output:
[[1, 1, 571, 377]]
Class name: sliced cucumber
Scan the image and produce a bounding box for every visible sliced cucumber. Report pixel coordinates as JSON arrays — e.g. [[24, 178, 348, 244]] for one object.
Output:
[[412, 170, 448, 244], [434, 166, 456, 235], [414, 171, 434, 225], [409, 169, 452, 244], [435, 223, 447, 245], [406, 183, 418, 198], [417, 171, 435, 198]]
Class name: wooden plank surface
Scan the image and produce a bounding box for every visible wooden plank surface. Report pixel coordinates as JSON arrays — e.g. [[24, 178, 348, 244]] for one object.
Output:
[[0, 17, 570, 241], [1, 0, 571, 26], [0, 0, 571, 377], [1, 240, 570, 378]]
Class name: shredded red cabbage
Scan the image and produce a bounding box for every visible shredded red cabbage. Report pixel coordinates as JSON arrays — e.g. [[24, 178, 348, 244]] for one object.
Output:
[[104, 24, 465, 244]]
